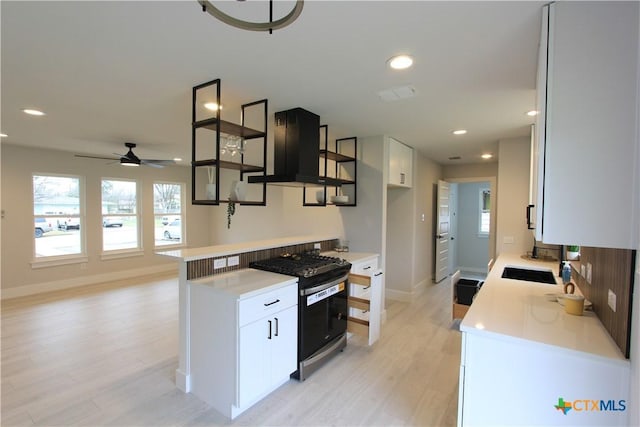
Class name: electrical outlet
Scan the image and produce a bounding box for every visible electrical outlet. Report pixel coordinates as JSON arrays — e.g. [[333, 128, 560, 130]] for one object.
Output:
[[214, 258, 227, 269], [228, 255, 240, 267], [421, 213, 425, 222], [608, 289, 617, 312], [586, 263, 592, 284], [314, 243, 321, 250]]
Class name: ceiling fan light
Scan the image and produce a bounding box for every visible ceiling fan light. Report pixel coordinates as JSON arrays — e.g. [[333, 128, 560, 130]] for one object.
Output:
[[121, 157, 140, 166]]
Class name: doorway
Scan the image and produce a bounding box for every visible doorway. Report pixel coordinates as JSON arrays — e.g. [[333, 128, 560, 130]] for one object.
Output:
[[445, 178, 496, 280]]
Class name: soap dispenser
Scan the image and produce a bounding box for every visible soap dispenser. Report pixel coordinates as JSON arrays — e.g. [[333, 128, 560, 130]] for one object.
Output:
[[562, 261, 571, 284]]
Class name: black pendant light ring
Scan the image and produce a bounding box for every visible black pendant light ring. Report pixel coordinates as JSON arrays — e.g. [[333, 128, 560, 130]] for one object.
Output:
[[198, 0, 304, 32]]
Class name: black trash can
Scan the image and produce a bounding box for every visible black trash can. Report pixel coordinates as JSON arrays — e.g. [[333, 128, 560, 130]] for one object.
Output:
[[456, 278, 482, 306]]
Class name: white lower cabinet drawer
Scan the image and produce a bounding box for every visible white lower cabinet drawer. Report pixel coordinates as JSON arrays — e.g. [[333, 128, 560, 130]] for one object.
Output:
[[238, 284, 297, 327]]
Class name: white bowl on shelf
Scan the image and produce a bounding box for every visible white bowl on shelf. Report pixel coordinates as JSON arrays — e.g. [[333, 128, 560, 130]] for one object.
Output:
[[331, 195, 349, 204]]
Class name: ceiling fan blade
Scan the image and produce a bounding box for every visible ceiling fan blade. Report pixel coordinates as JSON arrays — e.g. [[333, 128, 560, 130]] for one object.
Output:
[[143, 159, 176, 166], [140, 159, 166, 168], [75, 154, 119, 161]]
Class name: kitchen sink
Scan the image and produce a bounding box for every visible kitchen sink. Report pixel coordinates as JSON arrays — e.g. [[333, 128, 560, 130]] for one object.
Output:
[[501, 266, 557, 284]]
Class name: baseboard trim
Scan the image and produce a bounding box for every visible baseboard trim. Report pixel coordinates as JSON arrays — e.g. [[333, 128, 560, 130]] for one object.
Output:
[[1, 263, 178, 300]]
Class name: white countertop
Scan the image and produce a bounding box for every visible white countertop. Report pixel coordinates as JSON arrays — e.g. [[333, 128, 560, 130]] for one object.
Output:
[[460, 253, 628, 363], [157, 234, 338, 261], [188, 268, 297, 300]]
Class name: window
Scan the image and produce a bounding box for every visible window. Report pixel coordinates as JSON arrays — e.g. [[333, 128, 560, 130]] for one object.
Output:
[[479, 188, 491, 236], [101, 179, 139, 252], [154, 182, 184, 246], [33, 174, 83, 259]]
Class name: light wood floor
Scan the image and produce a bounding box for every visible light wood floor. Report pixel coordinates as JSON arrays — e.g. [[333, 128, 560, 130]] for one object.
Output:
[[1, 274, 461, 426]]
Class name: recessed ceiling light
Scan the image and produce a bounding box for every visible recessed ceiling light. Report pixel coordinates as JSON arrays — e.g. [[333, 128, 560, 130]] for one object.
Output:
[[481, 153, 493, 159], [387, 54, 414, 70], [452, 129, 467, 135], [204, 102, 222, 111], [526, 110, 539, 116], [0, 133, 7, 138], [23, 108, 46, 116]]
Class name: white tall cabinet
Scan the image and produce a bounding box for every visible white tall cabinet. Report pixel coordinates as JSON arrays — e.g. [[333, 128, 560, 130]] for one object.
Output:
[[533, 1, 639, 249]]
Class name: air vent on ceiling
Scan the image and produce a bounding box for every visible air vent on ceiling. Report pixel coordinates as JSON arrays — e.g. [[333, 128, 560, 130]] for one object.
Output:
[[448, 156, 462, 161], [377, 85, 417, 102]]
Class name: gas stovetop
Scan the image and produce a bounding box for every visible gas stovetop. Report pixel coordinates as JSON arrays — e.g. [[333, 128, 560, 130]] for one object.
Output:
[[250, 253, 351, 279]]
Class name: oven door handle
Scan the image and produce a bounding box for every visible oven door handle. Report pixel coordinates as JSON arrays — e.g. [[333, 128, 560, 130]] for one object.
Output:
[[301, 272, 349, 296]]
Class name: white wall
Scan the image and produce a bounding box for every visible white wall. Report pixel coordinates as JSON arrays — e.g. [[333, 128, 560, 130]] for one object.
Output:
[[1, 144, 346, 298], [1, 144, 210, 297], [456, 182, 490, 272], [496, 136, 532, 256]]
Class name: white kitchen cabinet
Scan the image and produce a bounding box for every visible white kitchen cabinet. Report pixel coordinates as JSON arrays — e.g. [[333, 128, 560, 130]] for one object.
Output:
[[238, 304, 297, 408], [346, 255, 382, 345], [533, 2, 639, 249], [189, 276, 298, 419], [459, 332, 630, 426], [388, 137, 413, 188]]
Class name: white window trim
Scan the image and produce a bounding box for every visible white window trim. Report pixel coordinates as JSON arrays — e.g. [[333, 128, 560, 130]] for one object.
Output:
[[32, 173, 86, 261], [153, 181, 186, 248], [101, 178, 142, 253]]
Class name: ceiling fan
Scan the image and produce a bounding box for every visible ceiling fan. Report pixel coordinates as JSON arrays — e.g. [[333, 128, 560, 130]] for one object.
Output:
[[75, 142, 176, 168]]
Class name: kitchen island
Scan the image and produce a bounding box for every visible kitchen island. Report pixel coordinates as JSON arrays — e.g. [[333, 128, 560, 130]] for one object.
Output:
[[458, 254, 630, 426], [157, 235, 338, 393]]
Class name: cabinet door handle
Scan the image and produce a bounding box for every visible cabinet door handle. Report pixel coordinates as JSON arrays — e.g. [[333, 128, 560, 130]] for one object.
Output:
[[374, 272, 383, 277], [264, 299, 280, 307], [363, 285, 371, 290], [363, 266, 372, 270], [526, 204, 535, 229], [274, 317, 279, 337], [268, 320, 272, 340]]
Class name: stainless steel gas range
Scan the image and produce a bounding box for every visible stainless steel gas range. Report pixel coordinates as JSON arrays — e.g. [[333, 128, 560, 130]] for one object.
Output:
[[251, 252, 351, 380]]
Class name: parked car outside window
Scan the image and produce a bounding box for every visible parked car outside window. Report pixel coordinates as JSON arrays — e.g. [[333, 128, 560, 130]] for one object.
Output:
[[57, 217, 80, 230], [161, 215, 180, 225], [34, 218, 54, 238], [163, 219, 182, 240], [102, 217, 124, 227]]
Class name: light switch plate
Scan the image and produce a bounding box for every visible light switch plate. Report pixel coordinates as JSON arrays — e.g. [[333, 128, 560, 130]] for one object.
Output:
[[227, 256, 239, 267], [586, 263, 592, 284], [608, 289, 616, 312], [214, 258, 227, 269], [580, 264, 586, 278]]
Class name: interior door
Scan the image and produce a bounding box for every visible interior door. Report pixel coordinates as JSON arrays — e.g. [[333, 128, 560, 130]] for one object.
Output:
[[435, 180, 450, 283]]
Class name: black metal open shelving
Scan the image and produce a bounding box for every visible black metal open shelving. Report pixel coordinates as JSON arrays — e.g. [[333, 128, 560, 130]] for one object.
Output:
[[191, 79, 267, 206]]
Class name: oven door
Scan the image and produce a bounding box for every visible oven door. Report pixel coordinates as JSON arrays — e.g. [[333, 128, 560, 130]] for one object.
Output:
[[299, 272, 348, 360]]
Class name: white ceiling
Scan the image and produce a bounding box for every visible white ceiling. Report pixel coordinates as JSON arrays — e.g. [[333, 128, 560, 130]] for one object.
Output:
[[1, 0, 544, 166]]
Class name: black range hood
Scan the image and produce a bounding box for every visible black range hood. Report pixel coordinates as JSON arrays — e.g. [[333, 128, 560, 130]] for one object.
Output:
[[248, 107, 342, 187]]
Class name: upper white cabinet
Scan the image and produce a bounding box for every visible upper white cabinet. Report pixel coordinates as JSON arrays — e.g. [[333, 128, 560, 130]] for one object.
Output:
[[388, 137, 413, 188], [534, 2, 639, 249]]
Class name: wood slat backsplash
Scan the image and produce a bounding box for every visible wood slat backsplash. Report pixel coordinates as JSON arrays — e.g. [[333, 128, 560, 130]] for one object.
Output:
[[186, 239, 337, 280], [572, 247, 636, 358]]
